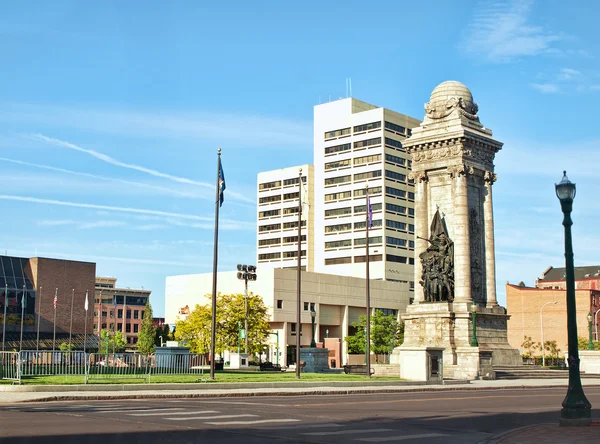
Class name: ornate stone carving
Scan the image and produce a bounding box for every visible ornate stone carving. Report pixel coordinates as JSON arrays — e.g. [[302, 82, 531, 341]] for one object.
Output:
[[484, 171, 497, 184], [424, 96, 479, 121], [408, 171, 428, 182], [469, 208, 483, 302], [419, 209, 454, 302], [448, 164, 474, 178]]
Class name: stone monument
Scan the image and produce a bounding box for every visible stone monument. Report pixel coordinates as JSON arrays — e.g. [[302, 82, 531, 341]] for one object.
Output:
[[395, 81, 521, 381]]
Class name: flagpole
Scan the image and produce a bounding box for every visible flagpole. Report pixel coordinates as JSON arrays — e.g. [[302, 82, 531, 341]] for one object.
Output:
[[210, 148, 223, 380], [98, 290, 102, 335], [365, 183, 371, 379], [2, 284, 7, 352], [36, 286, 42, 352], [296, 168, 302, 379], [69, 288, 74, 349], [84, 290, 88, 354], [19, 285, 25, 353], [52, 288, 57, 353]]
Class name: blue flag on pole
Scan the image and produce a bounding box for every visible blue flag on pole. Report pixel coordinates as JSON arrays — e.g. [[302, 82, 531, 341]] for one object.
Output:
[[367, 195, 373, 228], [218, 157, 226, 207]]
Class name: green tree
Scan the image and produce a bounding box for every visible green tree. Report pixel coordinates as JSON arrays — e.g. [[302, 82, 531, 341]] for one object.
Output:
[[100, 329, 127, 353], [174, 292, 270, 357], [344, 312, 403, 361], [521, 335, 537, 358], [154, 324, 170, 347], [59, 342, 74, 351], [137, 299, 156, 354]]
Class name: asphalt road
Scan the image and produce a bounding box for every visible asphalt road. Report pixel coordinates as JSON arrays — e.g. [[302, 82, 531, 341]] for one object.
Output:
[[1, 388, 600, 443]]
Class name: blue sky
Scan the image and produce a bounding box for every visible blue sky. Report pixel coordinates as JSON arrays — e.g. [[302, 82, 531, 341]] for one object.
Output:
[[1, 0, 599, 317]]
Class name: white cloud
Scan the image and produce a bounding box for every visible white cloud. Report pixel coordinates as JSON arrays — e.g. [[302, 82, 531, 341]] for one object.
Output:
[[32, 135, 254, 204], [530, 83, 559, 93], [0, 102, 311, 149], [0, 157, 209, 200], [558, 68, 581, 81], [1, 195, 254, 229], [461, 0, 564, 62]]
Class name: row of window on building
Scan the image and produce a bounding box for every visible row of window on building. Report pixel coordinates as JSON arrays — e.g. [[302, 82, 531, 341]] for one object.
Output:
[[94, 322, 141, 334], [258, 176, 307, 192], [324, 121, 411, 141], [323, 254, 414, 265], [94, 309, 146, 319], [325, 186, 415, 203]]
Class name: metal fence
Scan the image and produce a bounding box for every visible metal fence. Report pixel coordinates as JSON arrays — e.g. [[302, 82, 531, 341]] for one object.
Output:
[[0, 351, 19, 382], [1, 350, 208, 384]]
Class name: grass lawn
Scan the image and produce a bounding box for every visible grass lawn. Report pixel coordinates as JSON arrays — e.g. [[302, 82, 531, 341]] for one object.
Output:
[[1, 370, 401, 385]]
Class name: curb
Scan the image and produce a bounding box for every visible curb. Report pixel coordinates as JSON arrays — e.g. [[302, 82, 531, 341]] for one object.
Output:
[[10, 383, 600, 404]]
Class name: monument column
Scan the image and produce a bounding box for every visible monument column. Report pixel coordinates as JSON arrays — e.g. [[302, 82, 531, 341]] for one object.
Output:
[[452, 165, 472, 305], [484, 171, 498, 307], [411, 172, 428, 304]]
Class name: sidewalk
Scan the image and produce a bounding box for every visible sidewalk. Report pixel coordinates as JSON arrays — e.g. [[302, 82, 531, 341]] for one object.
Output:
[[1, 377, 600, 403]]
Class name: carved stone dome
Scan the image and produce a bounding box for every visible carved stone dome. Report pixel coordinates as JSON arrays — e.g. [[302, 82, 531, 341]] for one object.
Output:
[[424, 80, 479, 121]]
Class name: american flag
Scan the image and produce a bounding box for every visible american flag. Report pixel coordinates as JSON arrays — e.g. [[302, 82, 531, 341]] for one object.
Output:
[[53, 288, 58, 310]]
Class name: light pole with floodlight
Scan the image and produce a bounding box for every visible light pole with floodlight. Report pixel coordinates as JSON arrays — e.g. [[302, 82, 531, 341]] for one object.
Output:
[[555, 171, 592, 425], [236, 264, 257, 354]]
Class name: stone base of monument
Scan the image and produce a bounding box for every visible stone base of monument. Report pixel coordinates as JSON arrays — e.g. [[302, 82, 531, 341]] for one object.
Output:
[[397, 301, 521, 381], [229, 353, 249, 369], [300, 347, 329, 373]]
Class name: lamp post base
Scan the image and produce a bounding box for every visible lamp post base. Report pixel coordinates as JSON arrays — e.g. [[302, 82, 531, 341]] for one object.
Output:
[[559, 416, 592, 427]]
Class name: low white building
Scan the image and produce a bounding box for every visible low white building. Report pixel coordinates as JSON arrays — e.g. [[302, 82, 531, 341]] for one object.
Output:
[[165, 268, 411, 367]]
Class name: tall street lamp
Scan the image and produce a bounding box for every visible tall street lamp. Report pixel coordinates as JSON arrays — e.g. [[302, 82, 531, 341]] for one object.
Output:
[[237, 264, 257, 354], [540, 300, 557, 367], [587, 313, 594, 350], [470, 300, 478, 347], [310, 307, 316, 348], [555, 171, 591, 425]]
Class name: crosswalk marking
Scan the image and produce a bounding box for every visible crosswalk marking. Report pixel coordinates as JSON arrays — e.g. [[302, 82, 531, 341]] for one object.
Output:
[[302, 428, 394, 436], [356, 433, 448, 442], [94, 407, 184, 413], [205, 419, 302, 426], [267, 423, 344, 430], [166, 414, 258, 421], [129, 410, 219, 417]]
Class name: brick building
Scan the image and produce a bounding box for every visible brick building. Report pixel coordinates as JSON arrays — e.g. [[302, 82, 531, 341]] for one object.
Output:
[[506, 265, 600, 354], [94, 277, 151, 347], [0, 255, 96, 349]]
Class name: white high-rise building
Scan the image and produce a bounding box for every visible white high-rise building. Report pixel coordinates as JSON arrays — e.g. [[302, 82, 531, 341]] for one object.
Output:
[[314, 98, 420, 287], [256, 165, 315, 272], [256, 99, 420, 289]]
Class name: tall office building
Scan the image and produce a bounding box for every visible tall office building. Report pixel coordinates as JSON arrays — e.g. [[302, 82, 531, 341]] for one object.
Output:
[[256, 165, 315, 272], [314, 98, 420, 286], [256, 98, 420, 288]]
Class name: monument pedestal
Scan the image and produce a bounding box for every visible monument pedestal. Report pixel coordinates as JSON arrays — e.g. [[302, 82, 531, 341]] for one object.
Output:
[[397, 302, 521, 380], [300, 347, 329, 373], [229, 353, 249, 369]]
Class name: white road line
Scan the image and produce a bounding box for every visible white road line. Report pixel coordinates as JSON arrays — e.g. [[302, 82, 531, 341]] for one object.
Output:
[[93, 407, 184, 413], [129, 410, 219, 417], [194, 400, 289, 407], [302, 428, 394, 436], [267, 423, 344, 430], [205, 419, 302, 426], [166, 414, 258, 421], [356, 433, 448, 442]]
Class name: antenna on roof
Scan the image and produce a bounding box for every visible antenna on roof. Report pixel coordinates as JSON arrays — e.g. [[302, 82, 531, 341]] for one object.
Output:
[[345, 78, 348, 98], [349, 78, 352, 97]]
